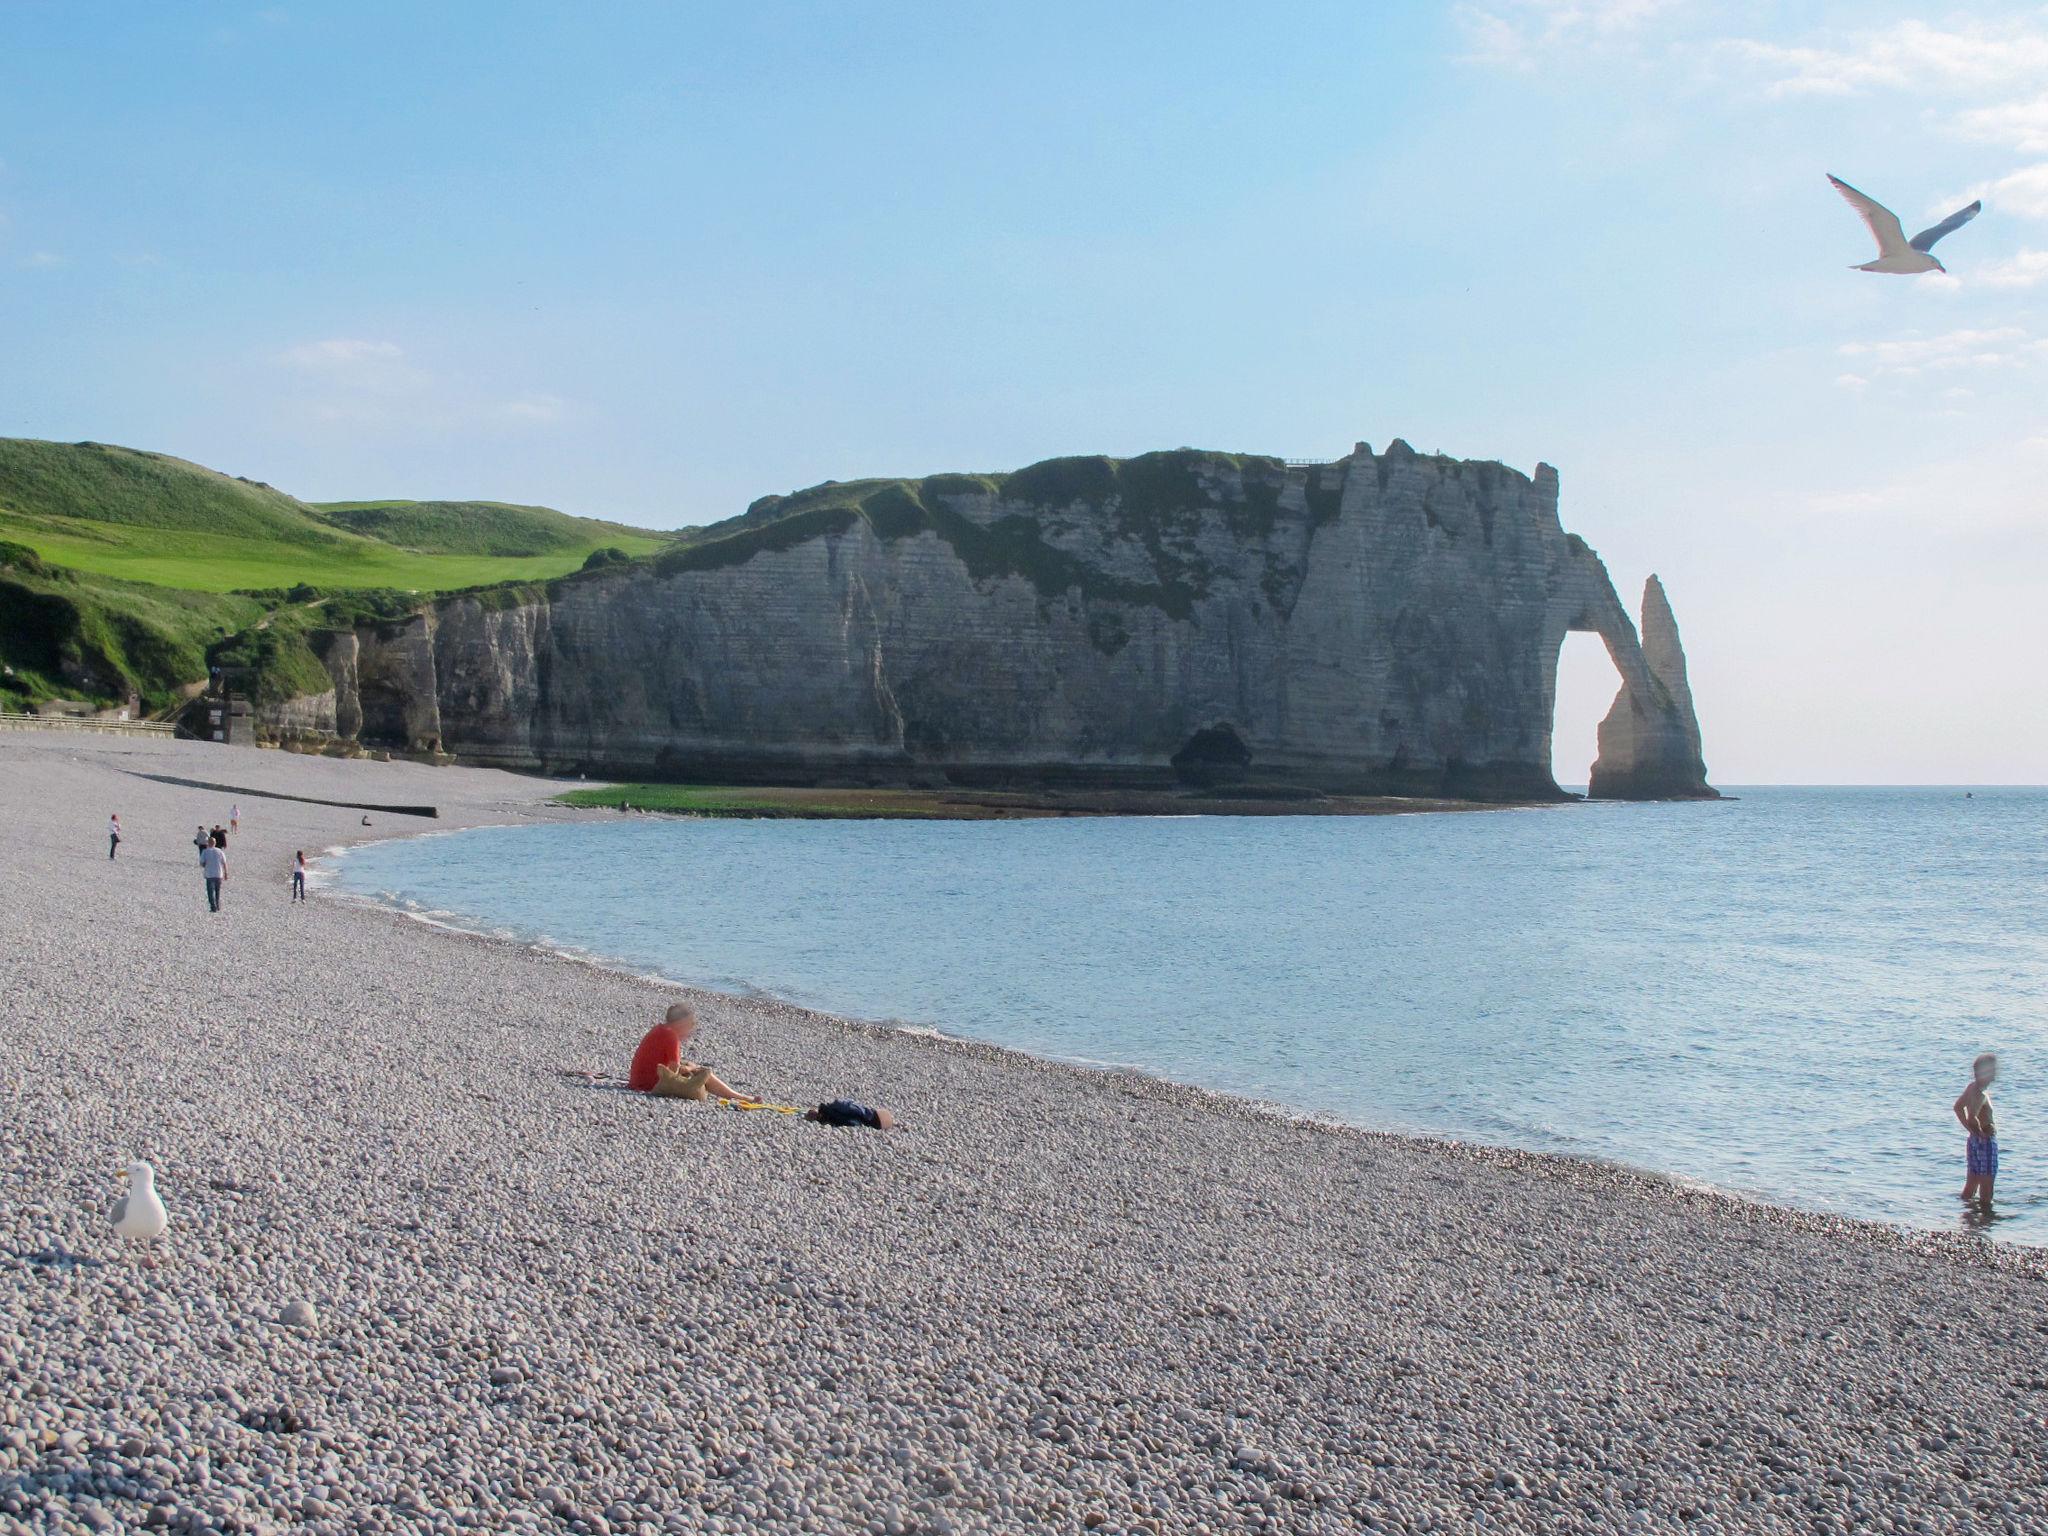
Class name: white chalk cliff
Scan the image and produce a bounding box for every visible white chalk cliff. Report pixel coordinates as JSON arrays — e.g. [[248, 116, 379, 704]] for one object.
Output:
[[265, 441, 1714, 801]]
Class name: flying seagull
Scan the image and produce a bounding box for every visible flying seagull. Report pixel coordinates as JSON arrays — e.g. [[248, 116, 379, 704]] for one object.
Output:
[[1828, 174, 1981, 274]]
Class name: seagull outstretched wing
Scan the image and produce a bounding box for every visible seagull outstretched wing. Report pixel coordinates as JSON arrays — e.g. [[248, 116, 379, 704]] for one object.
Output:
[[1910, 199, 1982, 252], [1828, 174, 1910, 260]]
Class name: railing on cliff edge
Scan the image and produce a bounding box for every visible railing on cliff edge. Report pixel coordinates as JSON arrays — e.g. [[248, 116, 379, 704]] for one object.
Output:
[[0, 713, 177, 737]]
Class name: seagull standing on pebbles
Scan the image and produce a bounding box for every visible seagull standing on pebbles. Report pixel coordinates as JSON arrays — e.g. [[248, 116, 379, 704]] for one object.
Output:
[[111, 1159, 169, 1245], [1828, 174, 1982, 274]]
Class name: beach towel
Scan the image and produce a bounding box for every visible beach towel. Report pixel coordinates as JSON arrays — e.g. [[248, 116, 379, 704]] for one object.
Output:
[[649, 1064, 711, 1100]]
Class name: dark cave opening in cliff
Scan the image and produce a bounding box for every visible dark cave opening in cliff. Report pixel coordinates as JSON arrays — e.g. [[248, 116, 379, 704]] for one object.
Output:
[[1552, 631, 1620, 792]]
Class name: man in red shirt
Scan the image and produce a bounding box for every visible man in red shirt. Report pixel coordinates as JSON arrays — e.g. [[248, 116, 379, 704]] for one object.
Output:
[[628, 1003, 746, 1100]]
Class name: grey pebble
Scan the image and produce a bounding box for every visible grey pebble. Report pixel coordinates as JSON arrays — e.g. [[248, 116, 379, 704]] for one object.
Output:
[[3, 732, 2046, 1535]]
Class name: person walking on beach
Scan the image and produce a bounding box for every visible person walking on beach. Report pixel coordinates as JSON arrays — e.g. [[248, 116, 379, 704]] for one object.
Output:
[[107, 813, 121, 860], [291, 850, 307, 903], [1954, 1052, 1999, 1208], [199, 839, 228, 913], [193, 824, 209, 857], [230, 803, 240, 833]]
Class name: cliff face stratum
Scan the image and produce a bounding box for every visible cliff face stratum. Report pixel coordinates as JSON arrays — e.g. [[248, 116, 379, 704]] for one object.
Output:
[[263, 440, 1713, 801]]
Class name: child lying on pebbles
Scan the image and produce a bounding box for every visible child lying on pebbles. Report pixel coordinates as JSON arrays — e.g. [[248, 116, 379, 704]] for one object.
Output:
[[804, 1100, 895, 1130]]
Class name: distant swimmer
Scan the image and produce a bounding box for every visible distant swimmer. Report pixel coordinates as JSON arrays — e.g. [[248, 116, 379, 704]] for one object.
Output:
[[1954, 1052, 1999, 1210]]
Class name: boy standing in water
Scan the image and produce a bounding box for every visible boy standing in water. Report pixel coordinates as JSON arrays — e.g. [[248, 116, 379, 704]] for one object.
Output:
[[1953, 1052, 1999, 1207]]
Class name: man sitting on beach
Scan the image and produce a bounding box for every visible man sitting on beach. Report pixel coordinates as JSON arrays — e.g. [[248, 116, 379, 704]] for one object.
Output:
[[628, 1003, 748, 1101]]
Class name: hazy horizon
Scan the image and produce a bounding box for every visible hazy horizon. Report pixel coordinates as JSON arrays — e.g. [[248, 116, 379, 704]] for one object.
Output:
[[4, 2, 2045, 783]]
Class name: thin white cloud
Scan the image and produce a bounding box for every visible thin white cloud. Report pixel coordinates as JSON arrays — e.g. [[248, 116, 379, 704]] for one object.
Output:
[[1957, 95, 2048, 156], [272, 336, 570, 434], [1966, 163, 2048, 220], [500, 393, 567, 423], [1838, 326, 2047, 380], [1726, 18, 2048, 98], [19, 250, 64, 269], [1804, 488, 1887, 515], [1834, 372, 1869, 392], [1455, 0, 1681, 69], [1976, 248, 2048, 288], [1798, 442, 2048, 536], [279, 337, 404, 370], [1718, 19, 2048, 227]]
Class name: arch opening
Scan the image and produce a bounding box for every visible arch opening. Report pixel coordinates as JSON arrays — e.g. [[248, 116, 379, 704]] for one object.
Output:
[[1551, 630, 1621, 794], [1171, 723, 1253, 787]]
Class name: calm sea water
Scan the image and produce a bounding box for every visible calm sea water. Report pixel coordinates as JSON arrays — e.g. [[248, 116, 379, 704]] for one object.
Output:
[[331, 789, 2048, 1243]]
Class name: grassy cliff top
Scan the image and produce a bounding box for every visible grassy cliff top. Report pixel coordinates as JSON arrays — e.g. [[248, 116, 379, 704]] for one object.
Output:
[[0, 439, 332, 545], [314, 499, 668, 559], [652, 449, 1347, 618], [0, 438, 672, 593]]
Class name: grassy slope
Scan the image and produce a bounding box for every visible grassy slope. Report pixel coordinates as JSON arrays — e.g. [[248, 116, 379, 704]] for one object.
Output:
[[0, 440, 672, 594], [315, 499, 666, 560], [0, 438, 676, 709], [0, 544, 262, 711]]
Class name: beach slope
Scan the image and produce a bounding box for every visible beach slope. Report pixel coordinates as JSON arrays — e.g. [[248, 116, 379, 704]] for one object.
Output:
[[1, 732, 2041, 1534]]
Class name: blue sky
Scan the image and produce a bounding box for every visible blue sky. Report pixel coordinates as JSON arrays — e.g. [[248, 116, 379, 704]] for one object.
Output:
[[3, 2, 2045, 781]]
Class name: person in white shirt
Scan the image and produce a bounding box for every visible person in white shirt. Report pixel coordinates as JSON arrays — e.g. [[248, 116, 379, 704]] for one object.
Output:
[[107, 814, 121, 861], [199, 842, 228, 913]]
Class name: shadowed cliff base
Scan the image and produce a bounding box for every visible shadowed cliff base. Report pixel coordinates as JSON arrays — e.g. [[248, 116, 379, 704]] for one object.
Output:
[[235, 440, 1716, 804], [551, 781, 1547, 821]]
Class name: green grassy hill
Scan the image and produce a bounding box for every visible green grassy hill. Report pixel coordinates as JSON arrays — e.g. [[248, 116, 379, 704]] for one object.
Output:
[[0, 439, 671, 594], [0, 438, 675, 711], [0, 541, 262, 713], [315, 498, 663, 559]]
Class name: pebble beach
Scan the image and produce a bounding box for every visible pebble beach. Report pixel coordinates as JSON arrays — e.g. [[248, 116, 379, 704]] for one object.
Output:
[[3, 730, 2045, 1536]]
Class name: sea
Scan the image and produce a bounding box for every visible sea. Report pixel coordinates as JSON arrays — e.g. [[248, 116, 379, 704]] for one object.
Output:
[[328, 787, 2048, 1244]]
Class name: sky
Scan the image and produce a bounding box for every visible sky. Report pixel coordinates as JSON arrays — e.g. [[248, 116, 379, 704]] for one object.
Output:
[[2, 1, 2045, 783]]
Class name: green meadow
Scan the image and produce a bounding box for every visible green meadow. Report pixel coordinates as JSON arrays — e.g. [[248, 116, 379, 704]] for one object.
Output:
[[0, 438, 676, 709], [0, 509, 667, 594]]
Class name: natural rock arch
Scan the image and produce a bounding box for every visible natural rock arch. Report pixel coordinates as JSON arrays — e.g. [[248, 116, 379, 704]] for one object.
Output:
[[1543, 556, 1713, 800]]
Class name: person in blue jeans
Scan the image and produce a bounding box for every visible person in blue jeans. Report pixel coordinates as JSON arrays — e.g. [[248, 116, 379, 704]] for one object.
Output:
[[291, 850, 307, 902], [199, 840, 228, 913], [1954, 1052, 1999, 1209]]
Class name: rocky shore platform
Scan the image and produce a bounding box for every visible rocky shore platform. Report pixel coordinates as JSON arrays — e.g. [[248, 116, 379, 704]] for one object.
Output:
[[2, 732, 2043, 1536]]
